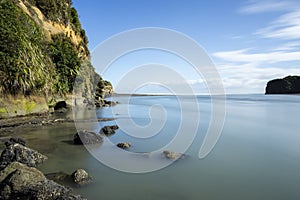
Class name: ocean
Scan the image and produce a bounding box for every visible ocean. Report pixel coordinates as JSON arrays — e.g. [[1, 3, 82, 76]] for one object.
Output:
[[16, 94, 300, 200]]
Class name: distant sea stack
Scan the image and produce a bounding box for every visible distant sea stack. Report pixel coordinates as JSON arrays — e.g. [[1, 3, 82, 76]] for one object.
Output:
[[266, 76, 300, 94]]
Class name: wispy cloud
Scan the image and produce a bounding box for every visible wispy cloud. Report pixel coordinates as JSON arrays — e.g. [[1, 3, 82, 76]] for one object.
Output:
[[238, 0, 296, 14], [214, 49, 300, 63], [273, 41, 300, 51], [256, 10, 300, 40]]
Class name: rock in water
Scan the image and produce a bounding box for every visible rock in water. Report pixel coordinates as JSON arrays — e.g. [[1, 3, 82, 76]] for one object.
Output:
[[0, 162, 86, 200], [0, 143, 47, 168], [266, 75, 300, 94], [73, 130, 103, 145], [162, 151, 185, 160], [72, 169, 92, 187], [100, 125, 119, 136], [116, 142, 131, 149]]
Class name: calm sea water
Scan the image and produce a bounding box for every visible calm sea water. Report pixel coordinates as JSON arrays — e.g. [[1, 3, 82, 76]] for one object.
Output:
[[8, 94, 300, 200]]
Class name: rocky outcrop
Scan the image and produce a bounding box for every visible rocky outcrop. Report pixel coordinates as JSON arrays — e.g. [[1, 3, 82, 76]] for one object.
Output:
[[0, 163, 86, 200], [266, 76, 300, 94], [73, 130, 103, 145], [0, 141, 47, 168], [100, 125, 119, 136], [0, 139, 86, 199]]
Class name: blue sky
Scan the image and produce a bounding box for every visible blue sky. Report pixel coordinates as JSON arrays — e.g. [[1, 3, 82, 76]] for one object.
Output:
[[73, 0, 300, 94]]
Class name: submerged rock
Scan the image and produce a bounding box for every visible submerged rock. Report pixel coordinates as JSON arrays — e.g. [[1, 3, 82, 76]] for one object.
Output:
[[73, 130, 103, 145], [0, 142, 47, 168], [100, 125, 119, 136], [117, 142, 131, 149], [71, 169, 92, 187], [162, 151, 185, 160]]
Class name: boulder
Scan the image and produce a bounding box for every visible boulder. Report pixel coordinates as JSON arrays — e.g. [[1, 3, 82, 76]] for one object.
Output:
[[100, 125, 119, 136], [0, 143, 47, 168], [162, 151, 185, 160], [117, 142, 131, 149], [0, 162, 86, 200], [73, 130, 103, 145], [71, 169, 92, 187]]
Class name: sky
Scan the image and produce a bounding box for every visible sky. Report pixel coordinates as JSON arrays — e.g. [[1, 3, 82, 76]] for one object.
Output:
[[72, 0, 300, 94]]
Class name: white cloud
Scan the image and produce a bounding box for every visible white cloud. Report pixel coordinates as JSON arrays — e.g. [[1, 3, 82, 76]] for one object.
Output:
[[216, 63, 300, 93], [257, 10, 300, 40], [214, 49, 300, 63], [273, 41, 300, 51]]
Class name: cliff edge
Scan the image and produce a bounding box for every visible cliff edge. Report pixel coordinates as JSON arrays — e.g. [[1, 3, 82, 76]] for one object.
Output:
[[0, 0, 112, 118]]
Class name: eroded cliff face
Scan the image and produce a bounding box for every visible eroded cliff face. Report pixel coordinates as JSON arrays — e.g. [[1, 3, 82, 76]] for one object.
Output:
[[266, 76, 300, 94], [0, 0, 113, 118]]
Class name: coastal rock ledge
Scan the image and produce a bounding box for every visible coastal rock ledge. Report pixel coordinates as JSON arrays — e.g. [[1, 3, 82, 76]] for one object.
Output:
[[266, 76, 300, 94]]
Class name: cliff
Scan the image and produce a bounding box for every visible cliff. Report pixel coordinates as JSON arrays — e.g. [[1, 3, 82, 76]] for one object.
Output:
[[266, 76, 300, 94], [0, 0, 112, 118]]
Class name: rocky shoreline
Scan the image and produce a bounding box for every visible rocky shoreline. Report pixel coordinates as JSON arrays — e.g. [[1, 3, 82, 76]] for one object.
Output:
[[0, 137, 90, 200], [0, 112, 115, 136]]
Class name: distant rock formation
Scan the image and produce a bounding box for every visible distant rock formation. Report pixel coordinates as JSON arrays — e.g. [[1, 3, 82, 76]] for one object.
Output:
[[266, 76, 300, 94]]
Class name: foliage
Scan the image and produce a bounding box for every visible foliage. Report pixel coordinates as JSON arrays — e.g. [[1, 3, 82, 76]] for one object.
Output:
[[49, 34, 81, 93], [0, 0, 112, 99], [0, 1, 52, 95]]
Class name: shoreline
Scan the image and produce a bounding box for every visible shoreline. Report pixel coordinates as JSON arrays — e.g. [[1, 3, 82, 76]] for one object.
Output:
[[0, 112, 114, 136]]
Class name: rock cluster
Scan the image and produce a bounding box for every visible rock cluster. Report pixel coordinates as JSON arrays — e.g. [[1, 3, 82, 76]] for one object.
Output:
[[0, 137, 87, 200]]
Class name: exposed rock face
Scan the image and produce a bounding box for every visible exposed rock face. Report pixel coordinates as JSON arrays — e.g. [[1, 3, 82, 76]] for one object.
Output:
[[71, 169, 92, 187], [0, 143, 47, 168], [116, 142, 131, 149], [162, 151, 185, 160], [266, 76, 300, 94], [100, 125, 119, 136], [73, 130, 103, 145]]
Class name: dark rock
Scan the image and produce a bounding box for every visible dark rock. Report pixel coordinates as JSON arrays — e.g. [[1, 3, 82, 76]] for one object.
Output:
[[54, 101, 67, 110], [100, 125, 119, 136], [71, 169, 92, 187], [266, 75, 300, 94], [95, 99, 117, 107], [162, 151, 185, 160], [4, 138, 26, 147], [0, 162, 86, 200], [117, 142, 131, 149], [73, 130, 103, 145], [0, 143, 47, 168]]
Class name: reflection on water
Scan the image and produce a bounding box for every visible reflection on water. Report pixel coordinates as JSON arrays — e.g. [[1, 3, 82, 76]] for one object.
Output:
[[3, 94, 300, 200]]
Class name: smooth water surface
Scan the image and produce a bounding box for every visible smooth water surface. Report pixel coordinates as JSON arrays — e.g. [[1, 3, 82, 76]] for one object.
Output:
[[5, 94, 300, 200]]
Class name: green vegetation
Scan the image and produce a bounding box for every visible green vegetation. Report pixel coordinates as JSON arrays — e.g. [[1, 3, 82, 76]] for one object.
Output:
[[48, 34, 81, 93], [0, 0, 52, 95], [0, 0, 92, 96], [0, 0, 113, 118]]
